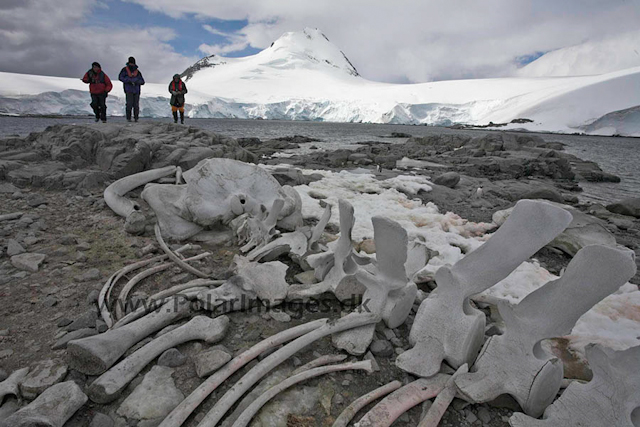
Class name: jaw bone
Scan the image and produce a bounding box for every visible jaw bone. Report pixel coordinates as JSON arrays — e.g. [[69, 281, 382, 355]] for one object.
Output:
[[509, 344, 640, 427], [332, 216, 417, 355], [104, 165, 177, 219], [454, 244, 637, 417], [396, 200, 573, 378], [88, 315, 229, 404]]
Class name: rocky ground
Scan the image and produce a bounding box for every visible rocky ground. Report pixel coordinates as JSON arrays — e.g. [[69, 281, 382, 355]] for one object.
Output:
[[1, 122, 639, 427]]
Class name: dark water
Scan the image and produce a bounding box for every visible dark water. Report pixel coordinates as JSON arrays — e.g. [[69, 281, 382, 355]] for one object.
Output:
[[1, 116, 638, 204]]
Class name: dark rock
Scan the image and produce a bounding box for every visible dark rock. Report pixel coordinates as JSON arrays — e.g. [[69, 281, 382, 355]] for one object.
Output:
[[520, 188, 564, 203], [53, 328, 97, 350], [369, 339, 394, 357], [26, 194, 48, 207], [59, 235, 78, 245], [57, 318, 73, 327], [157, 348, 188, 367], [433, 172, 460, 188], [66, 310, 99, 332], [90, 413, 115, 427], [606, 198, 640, 219]]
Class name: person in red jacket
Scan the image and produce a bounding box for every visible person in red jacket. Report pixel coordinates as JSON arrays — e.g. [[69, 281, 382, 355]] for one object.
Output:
[[81, 62, 113, 122]]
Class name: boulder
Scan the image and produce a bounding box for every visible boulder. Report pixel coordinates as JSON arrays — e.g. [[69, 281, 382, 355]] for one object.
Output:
[[11, 253, 46, 272], [606, 198, 640, 219], [519, 188, 564, 204], [116, 366, 184, 421], [193, 347, 233, 378], [433, 172, 461, 189]]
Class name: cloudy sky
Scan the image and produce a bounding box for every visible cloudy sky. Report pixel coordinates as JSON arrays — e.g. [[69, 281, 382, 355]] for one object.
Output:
[[1, 0, 639, 83]]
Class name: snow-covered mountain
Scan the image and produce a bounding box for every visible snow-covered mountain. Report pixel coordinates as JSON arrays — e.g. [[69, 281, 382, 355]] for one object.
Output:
[[518, 30, 640, 77], [0, 28, 639, 136]]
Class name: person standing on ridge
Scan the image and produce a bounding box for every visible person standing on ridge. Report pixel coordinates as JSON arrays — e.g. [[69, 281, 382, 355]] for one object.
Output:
[[169, 74, 188, 124], [118, 56, 145, 122], [81, 62, 112, 123]]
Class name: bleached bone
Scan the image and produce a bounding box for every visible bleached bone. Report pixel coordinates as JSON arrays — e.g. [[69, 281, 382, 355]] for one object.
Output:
[[232, 198, 284, 253], [141, 159, 301, 240], [418, 363, 468, 427], [333, 216, 417, 355], [113, 279, 223, 328], [68, 299, 190, 375], [159, 319, 327, 427], [0, 368, 29, 405], [156, 224, 211, 278], [247, 203, 332, 263], [509, 344, 640, 427], [176, 166, 183, 184], [397, 200, 573, 378], [98, 245, 192, 328], [0, 381, 87, 427], [104, 165, 177, 218], [197, 256, 289, 312], [198, 312, 379, 427], [354, 375, 450, 427], [88, 315, 229, 404], [233, 360, 374, 427], [288, 200, 371, 302], [222, 353, 348, 426], [333, 380, 402, 427], [455, 245, 637, 417], [292, 354, 347, 375], [115, 250, 212, 320]]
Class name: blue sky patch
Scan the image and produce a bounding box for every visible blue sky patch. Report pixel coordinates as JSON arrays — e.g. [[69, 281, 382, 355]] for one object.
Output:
[[90, 0, 261, 58]]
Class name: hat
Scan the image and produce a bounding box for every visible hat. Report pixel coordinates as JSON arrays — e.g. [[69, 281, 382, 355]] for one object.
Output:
[[173, 74, 181, 79], [92, 62, 101, 68], [128, 56, 136, 65]]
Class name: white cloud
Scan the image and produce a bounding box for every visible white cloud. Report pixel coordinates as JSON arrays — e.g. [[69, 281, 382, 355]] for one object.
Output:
[[0, 0, 197, 83], [124, 0, 640, 82], [200, 25, 250, 55]]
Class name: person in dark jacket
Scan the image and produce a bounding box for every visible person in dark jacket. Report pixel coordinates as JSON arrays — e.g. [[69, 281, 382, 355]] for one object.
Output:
[[81, 62, 113, 123], [118, 56, 145, 122], [169, 74, 188, 124]]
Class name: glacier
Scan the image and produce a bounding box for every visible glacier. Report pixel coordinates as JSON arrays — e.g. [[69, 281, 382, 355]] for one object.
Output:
[[0, 28, 639, 136]]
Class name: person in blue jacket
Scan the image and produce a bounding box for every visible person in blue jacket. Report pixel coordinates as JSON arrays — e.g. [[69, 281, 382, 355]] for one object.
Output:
[[118, 56, 145, 122]]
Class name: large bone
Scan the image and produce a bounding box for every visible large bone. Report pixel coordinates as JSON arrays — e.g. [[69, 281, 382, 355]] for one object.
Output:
[[68, 299, 190, 375], [232, 360, 374, 427], [198, 312, 379, 427], [104, 166, 177, 218], [333, 380, 402, 427], [333, 216, 417, 355], [455, 245, 637, 417], [418, 364, 468, 427], [354, 375, 450, 427], [198, 256, 289, 312], [88, 315, 229, 404], [288, 200, 371, 302], [509, 344, 640, 427], [0, 368, 29, 405], [0, 381, 87, 427], [142, 159, 301, 240], [159, 319, 327, 427], [397, 200, 573, 377]]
